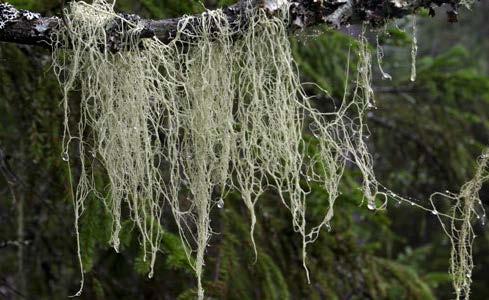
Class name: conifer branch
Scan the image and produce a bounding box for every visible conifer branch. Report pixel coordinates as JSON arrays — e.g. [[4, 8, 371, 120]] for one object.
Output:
[[0, 0, 464, 48]]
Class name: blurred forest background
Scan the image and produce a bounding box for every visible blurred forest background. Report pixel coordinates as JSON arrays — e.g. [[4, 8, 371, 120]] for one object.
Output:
[[0, 0, 488, 299]]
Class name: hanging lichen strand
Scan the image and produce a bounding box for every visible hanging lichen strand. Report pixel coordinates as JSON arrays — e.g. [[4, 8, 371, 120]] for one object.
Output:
[[53, 1, 174, 294], [52, 1, 486, 299], [430, 149, 489, 300]]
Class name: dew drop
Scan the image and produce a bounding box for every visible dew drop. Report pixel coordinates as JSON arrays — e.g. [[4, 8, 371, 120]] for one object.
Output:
[[217, 199, 224, 209], [367, 202, 376, 210], [431, 210, 438, 215], [61, 152, 69, 162], [382, 72, 392, 80]]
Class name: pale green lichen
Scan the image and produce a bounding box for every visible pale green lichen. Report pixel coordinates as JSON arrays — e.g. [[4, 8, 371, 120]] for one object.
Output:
[[52, 1, 485, 299], [410, 15, 417, 82], [430, 149, 488, 300]]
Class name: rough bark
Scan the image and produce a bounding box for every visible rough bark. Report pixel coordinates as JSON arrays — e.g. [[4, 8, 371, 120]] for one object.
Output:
[[0, 0, 463, 48]]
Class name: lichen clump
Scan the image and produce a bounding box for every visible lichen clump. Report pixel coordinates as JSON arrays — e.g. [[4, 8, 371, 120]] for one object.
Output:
[[431, 149, 488, 300], [52, 1, 486, 299]]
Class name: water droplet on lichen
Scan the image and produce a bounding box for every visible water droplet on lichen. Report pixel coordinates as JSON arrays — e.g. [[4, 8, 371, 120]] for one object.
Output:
[[382, 72, 392, 80], [62, 152, 69, 162], [217, 199, 224, 209]]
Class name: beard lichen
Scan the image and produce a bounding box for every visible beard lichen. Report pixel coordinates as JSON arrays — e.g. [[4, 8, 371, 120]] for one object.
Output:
[[430, 149, 488, 300], [410, 15, 418, 82], [52, 1, 486, 299]]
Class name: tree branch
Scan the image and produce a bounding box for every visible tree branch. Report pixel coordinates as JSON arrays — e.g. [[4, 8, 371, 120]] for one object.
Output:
[[0, 0, 463, 48]]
